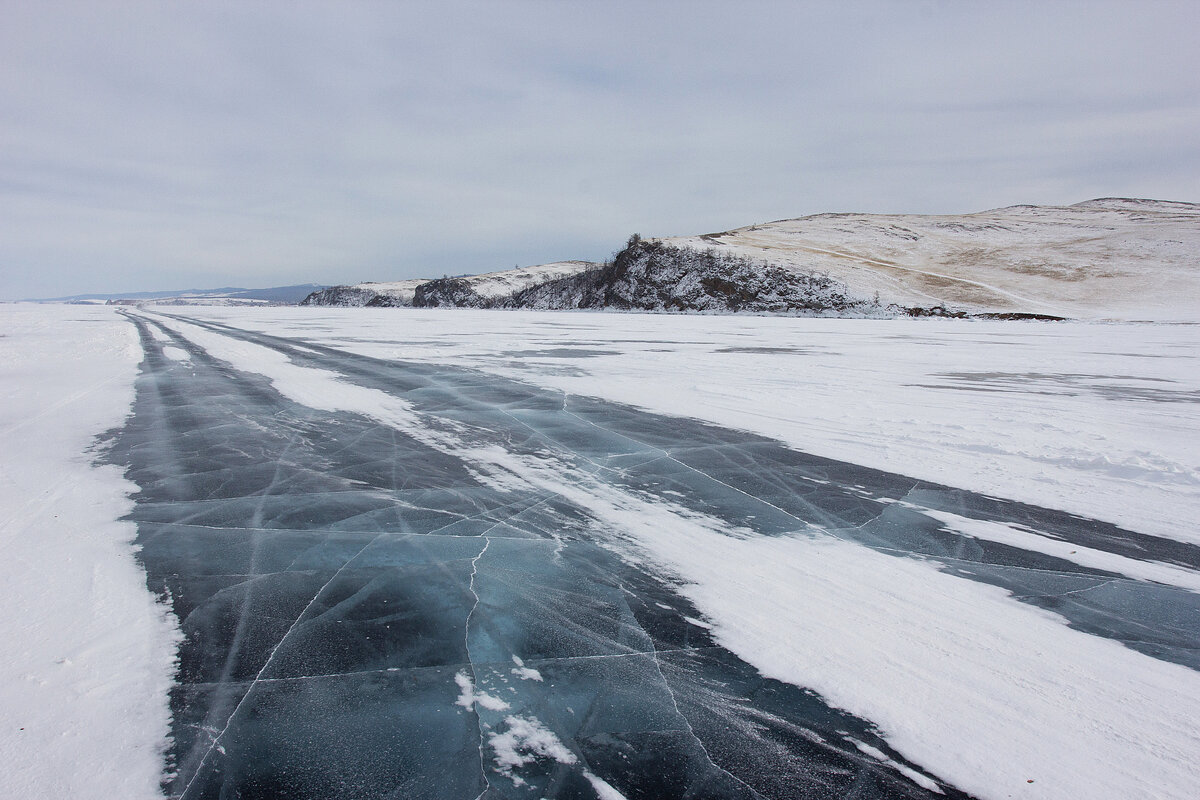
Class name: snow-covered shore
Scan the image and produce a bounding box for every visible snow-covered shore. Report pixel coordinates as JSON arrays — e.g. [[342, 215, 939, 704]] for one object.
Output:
[[0, 304, 178, 799]]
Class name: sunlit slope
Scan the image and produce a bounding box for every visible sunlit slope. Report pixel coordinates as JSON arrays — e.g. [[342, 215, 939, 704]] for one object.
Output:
[[661, 198, 1200, 319]]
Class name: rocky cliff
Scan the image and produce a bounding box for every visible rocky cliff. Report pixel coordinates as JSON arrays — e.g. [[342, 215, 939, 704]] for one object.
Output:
[[505, 237, 882, 314]]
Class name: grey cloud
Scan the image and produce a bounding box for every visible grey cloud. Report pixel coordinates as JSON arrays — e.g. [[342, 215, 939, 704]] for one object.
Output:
[[2, 0, 1197, 298]]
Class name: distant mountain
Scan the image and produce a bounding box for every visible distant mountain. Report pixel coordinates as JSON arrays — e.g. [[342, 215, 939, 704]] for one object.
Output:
[[306, 198, 1200, 320], [33, 284, 327, 305]]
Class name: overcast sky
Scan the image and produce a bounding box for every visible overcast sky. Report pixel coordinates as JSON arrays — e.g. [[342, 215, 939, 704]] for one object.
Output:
[[2, 0, 1197, 299]]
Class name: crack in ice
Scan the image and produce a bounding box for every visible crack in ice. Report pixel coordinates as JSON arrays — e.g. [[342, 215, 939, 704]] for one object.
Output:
[[463, 535, 494, 798], [176, 530, 384, 799]]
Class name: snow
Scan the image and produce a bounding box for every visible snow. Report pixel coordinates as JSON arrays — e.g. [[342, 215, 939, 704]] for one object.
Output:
[[140, 296, 272, 306], [583, 770, 629, 800], [0, 304, 179, 800], [510, 654, 543, 682], [488, 714, 577, 775], [322, 261, 597, 305], [347, 278, 426, 304], [160, 345, 190, 362], [150, 315, 529, 494], [457, 260, 596, 298], [144, 306, 1200, 800], [454, 670, 511, 712], [847, 738, 944, 794], [177, 307, 1200, 544], [913, 504, 1200, 593], [151, 315, 425, 429]]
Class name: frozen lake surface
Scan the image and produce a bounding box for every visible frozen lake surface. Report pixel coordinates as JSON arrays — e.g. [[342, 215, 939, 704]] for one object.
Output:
[[4, 305, 1200, 799]]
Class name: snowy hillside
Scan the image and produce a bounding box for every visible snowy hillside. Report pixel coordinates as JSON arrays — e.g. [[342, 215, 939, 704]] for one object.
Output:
[[663, 198, 1200, 320], [300, 279, 426, 307], [459, 260, 598, 299], [303, 262, 597, 308]]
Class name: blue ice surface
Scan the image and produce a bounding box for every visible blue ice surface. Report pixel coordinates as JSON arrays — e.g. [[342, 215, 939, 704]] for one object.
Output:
[[108, 312, 1200, 799]]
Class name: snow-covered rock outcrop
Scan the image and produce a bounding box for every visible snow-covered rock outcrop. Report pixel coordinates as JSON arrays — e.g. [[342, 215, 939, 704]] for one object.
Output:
[[301, 199, 1199, 319], [507, 237, 883, 315], [414, 261, 600, 307], [303, 262, 598, 309], [303, 247, 880, 315], [300, 280, 425, 307]]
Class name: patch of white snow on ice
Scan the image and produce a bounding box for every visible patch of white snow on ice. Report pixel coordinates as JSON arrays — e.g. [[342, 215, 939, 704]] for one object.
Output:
[[454, 670, 510, 712], [847, 737, 944, 794], [160, 345, 190, 362], [915, 505, 1200, 593], [582, 769, 628, 800], [489, 714, 577, 775], [510, 655, 543, 682]]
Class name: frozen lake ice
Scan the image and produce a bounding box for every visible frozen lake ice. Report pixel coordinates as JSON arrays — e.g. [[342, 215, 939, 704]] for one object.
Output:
[[108, 309, 1200, 799], [3, 304, 1199, 800]]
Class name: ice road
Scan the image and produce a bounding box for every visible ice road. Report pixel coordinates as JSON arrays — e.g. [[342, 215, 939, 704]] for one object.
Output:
[[104, 310, 1199, 800]]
